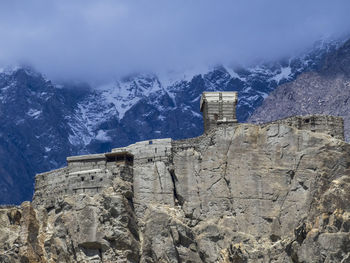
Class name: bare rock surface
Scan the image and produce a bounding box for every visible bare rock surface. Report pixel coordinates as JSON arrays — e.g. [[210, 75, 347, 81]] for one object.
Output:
[[1, 123, 350, 262]]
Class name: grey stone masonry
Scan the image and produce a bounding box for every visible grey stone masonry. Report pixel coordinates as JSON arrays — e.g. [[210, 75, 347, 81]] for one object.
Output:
[[200, 91, 238, 133], [33, 153, 134, 208], [32, 92, 346, 210], [112, 138, 172, 165], [260, 115, 344, 141]]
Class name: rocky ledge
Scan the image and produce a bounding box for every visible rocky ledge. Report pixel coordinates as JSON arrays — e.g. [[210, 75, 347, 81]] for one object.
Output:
[[1, 123, 350, 262]]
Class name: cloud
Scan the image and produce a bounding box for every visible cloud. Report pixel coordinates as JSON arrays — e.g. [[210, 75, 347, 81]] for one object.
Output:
[[0, 0, 349, 82]]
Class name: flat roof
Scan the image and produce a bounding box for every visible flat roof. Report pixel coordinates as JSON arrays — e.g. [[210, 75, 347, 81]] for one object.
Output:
[[105, 151, 134, 158], [67, 153, 106, 162], [200, 91, 238, 111], [67, 151, 133, 162]]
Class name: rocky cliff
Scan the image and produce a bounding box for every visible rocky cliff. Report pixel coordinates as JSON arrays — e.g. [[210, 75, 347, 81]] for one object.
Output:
[[1, 121, 349, 262]]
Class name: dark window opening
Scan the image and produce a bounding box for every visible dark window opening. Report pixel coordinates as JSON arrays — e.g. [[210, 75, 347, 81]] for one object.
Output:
[[116, 156, 124, 161], [106, 153, 134, 164], [91, 176, 94, 180], [304, 119, 310, 123], [106, 156, 115, 162], [149, 140, 153, 144], [81, 177, 85, 182], [148, 158, 153, 162], [100, 178, 103, 182]]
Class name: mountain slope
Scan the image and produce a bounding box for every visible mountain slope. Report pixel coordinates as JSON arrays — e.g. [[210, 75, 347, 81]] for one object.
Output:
[[0, 68, 88, 203], [249, 39, 350, 141]]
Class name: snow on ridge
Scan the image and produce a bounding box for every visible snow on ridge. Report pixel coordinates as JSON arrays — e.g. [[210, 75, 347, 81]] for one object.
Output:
[[157, 65, 211, 89], [98, 82, 141, 120], [225, 67, 247, 81], [27, 109, 42, 119], [45, 147, 51, 152], [269, 66, 292, 83], [97, 74, 166, 120], [96, 130, 111, 142]]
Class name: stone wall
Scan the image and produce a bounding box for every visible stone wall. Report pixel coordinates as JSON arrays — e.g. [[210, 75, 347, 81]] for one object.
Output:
[[32, 116, 345, 210], [260, 115, 344, 141], [112, 138, 172, 165], [33, 155, 133, 208], [33, 139, 173, 210], [112, 138, 174, 216]]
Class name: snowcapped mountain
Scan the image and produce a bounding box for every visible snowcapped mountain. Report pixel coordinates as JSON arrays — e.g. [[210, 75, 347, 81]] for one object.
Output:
[[0, 38, 342, 204]]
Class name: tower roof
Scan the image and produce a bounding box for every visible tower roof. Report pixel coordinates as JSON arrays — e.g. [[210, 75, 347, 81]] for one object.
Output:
[[200, 91, 238, 111]]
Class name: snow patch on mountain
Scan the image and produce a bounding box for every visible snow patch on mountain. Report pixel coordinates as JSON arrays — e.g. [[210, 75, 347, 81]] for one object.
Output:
[[27, 109, 42, 119], [96, 130, 111, 142], [269, 66, 292, 83], [97, 74, 164, 120]]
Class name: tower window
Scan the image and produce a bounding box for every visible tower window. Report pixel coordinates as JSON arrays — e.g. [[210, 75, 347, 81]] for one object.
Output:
[[81, 177, 85, 182]]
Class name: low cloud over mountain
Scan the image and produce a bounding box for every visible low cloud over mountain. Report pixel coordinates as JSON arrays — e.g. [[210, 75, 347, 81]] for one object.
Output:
[[0, 0, 350, 82]]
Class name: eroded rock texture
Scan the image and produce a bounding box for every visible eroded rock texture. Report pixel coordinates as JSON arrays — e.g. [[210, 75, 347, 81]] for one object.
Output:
[[1, 123, 350, 262]]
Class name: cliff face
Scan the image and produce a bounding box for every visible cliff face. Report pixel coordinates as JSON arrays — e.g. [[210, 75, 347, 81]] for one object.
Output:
[[1, 123, 350, 262]]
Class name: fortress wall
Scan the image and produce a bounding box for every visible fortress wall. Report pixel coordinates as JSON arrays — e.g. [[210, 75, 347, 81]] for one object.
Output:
[[33, 114, 344, 210], [113, 138, 172, 165], [34, 139, 173, 209], [33, 156, 133, 208], [112, 138, 174, 216], [261, 115, 344, 141]]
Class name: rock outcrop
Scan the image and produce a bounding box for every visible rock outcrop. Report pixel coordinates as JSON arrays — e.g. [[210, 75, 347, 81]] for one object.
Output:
[[1, 121, 349, 262]]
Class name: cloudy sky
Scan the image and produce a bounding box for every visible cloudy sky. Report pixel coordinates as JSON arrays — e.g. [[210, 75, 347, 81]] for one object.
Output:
[[0, 0, 349, 82]]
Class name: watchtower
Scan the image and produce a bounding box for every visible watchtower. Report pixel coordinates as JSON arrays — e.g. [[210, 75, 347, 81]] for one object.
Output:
[[200, 91, 238, 133]]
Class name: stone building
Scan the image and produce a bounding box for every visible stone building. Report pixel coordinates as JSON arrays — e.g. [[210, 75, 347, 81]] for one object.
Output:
[[200, 91, 238, 133], [261, 114, 344, 140], [33, 91, 345, 208]]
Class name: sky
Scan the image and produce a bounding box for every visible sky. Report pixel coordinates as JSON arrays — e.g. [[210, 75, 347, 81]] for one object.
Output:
[[0, 0, 350, 83]]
